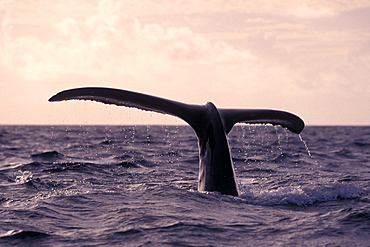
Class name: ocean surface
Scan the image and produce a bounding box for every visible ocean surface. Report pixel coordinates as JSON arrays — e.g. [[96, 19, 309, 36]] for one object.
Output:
[[0, 125, 369, 246]]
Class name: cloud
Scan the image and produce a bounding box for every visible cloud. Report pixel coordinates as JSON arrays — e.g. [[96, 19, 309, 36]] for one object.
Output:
[[291, 5, 336, 19], [94, 0, 370, 20], [1, 2, 254, 82], [0, 0, 369, 125], [0, 0, 259, 108]]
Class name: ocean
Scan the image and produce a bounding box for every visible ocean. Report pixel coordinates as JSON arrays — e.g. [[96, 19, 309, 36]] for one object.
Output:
[[0, 125, 369, 246]]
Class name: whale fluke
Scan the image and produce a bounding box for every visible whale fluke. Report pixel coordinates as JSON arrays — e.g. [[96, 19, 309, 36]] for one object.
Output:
[[49, 87, 305, 196], [219, 109, 304, 134]]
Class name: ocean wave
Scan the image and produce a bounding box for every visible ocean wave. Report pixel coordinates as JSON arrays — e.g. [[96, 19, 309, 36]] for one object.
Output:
[[114, 221, 225, 236], [353, 139, 370, 147], [0, 229, 50, 239], [42, 162, 97, 173], [116, 161, 141, 168], [331, 148, 355, 159], [0, 158, 30, 171], [114, 228, 142, 236], [18, 161, 43, 171], [340, 210, 370, 226], [246, 167, 278, 173], [241, 182, 365, 206], [31, 151, 64, 162]]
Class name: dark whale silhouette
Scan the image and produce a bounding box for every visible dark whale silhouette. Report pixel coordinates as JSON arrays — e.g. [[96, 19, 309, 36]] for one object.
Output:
[[49, 87, 304, 196]]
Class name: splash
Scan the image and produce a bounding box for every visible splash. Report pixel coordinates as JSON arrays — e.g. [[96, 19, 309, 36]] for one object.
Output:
[[240, 182, 365, 206], [15, 170, 33, 184]]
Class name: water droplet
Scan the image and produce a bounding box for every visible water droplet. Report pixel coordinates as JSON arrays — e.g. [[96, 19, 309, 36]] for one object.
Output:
[[299, 134, 319, 165]]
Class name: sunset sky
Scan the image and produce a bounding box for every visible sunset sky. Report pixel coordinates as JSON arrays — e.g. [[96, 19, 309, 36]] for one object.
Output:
[[1, 0, 369, 125]]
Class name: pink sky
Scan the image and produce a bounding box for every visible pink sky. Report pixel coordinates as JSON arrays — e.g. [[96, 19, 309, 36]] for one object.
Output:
[[1, 0, 369, 125]]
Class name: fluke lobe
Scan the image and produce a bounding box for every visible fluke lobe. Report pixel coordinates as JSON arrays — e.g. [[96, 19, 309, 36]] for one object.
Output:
[[49, 87, 305, 196]]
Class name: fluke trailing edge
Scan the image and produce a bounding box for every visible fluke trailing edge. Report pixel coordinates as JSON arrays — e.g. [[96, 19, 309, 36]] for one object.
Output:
[[49, 87, 305, 196]]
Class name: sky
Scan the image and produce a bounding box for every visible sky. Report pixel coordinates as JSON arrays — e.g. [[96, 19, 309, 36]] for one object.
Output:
[[1, 0, 369, 125]]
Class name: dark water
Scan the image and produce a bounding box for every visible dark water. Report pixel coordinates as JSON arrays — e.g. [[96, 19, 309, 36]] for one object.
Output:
[[0, 125, 369, 246]]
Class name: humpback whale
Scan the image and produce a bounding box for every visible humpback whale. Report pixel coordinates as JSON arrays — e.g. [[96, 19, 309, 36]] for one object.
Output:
[[49, 87, 304, 196]]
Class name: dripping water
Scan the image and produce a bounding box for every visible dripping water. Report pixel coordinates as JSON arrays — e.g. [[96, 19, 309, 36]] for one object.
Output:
[[299, 134, 319, 166], [274, 126, 284, 161], [299, 134, 312, 157]]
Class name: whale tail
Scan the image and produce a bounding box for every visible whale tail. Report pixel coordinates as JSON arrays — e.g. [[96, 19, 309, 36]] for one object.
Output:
[[49, 87, 304, 135], [49, 87, 304, 196]]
